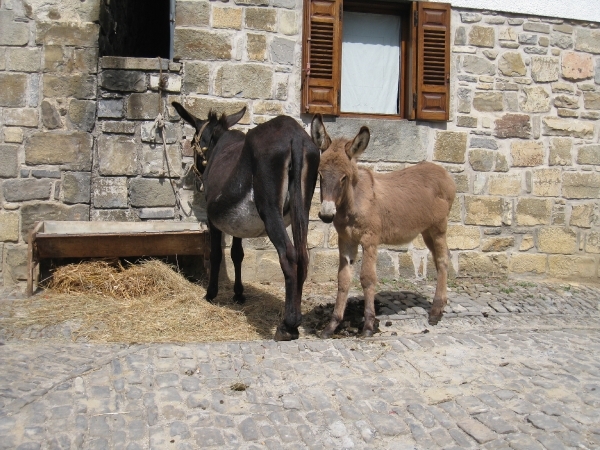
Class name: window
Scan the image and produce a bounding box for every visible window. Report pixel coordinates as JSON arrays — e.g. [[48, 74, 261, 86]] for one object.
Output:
[[301, 0, 450, 121], [99, 0, 174, 59]]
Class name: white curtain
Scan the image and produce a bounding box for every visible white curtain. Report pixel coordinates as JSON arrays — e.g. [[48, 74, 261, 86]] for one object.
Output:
[[341, 12, 401, 115]]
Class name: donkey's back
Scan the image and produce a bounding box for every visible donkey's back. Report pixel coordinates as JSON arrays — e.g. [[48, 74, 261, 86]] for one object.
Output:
[[369, 161, 456, 245]]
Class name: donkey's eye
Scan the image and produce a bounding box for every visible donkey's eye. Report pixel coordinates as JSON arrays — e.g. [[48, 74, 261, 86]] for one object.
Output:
[[340, 175, 347, 184]]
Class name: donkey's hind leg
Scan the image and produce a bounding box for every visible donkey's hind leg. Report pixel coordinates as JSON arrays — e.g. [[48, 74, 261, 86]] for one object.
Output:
[[422, 227, 450, 325], [231, 237, 245, 304]]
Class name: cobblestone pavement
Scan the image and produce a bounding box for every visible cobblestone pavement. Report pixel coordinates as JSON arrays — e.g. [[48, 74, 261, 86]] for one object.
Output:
[[1, 279, 600, 449]]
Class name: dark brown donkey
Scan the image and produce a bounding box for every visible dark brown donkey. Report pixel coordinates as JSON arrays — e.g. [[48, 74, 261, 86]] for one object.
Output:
[[173, 102, 320, 341], [311, 115, 456, 338]]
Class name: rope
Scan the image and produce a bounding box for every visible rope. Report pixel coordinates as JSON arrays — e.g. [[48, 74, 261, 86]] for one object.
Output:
[[152, 57, 188, 218]]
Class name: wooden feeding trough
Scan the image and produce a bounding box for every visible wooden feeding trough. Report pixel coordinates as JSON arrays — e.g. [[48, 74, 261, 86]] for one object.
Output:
[[27, 221, 210, 296]]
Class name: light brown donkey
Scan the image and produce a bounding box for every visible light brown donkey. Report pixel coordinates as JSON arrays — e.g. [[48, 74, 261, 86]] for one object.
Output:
[[311, 115, 456, 338]]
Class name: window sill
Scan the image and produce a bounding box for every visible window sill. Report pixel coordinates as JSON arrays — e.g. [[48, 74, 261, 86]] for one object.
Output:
[[100, 56, 181, 72]]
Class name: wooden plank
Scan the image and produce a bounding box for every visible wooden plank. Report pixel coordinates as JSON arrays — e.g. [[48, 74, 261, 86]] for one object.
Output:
[[35, 232, 208, 259], [41, 221, 206, 235], [27, 222, 44, 297]]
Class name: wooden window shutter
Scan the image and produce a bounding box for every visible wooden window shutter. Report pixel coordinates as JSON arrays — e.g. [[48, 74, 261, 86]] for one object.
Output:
[[301, 0, 341, 115], [411, 1, 451, 121]]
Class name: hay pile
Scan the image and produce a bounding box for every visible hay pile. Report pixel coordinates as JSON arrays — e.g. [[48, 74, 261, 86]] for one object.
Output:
[[12, 260, 287, 343]]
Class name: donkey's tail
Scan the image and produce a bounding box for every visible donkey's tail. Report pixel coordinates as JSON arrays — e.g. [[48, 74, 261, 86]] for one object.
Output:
[[288, 135, 318, 283]]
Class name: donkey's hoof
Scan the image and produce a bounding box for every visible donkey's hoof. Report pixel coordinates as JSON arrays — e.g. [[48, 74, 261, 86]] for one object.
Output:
[[317, 329, 333, 339], [204, 295, 216, 304], [274, 324, 299, 341], [233, 293, 246, 304], [428, 314, 443, 326], [360, 329, 374, 338]]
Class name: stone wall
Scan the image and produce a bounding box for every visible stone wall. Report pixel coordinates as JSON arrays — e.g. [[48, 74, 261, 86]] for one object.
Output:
[[1, 0, 599, 290]]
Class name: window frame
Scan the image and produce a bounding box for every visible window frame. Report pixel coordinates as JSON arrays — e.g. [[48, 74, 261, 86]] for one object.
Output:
[[301, 0, 451, 122]]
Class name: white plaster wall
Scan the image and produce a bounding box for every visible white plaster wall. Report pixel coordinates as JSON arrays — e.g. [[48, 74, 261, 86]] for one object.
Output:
[[430, 0, 600, 23]]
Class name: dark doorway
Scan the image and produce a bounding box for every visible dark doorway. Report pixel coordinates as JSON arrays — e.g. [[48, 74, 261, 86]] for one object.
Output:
[[99, 0, 172, 59]]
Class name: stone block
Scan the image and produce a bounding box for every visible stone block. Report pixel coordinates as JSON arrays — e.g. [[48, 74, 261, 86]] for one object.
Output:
[[531, 57, 559, 82], [511, 141, 544, 167], [457, 88, 472, 113], [142, 144, 183, 178], [469, 149, 494, 172], [129, 178, 176, 207], [90, 209, 137, 222], [0, 212, 20, 242], [473, 92, 504, 112], [137, 208, 175, 220], [25, 132, 93, 171], [586, 231, 600, 253], [126, 93, 161, 120], [309, 249, 338, 282], [100, 70, 147, 92], [583, 91, 600, 109], [102, 121, 136, 134], [6, 47, 41, 72], [279, 10, 299, 35], [3, 108, 38, 127], [254, 251, 284, 283], [523, 22, 550, 33], [92, 177, 128, 209], [550, 32, 573, 50], [488, 174, 521, 196], [509, 254, 547, 274], [182, 62, 210, 94], [0, 10, 29, 45], [247, 33, 268, 61], [452, 174, 469, 194], [271, 37, 295, 65], [98, 99, 124, 119], [63, 172, 91, 204], [570, 203, 596, 228], [465, 196, 503, 226], [495, 153, 509, 172], [548, 255, 596, 278], [272, 0, 295, 7], [0, 145, 20, 178], [538, 227, 577, 254], [553, 95, 579, 109], [482, 236, 514, 252], [4, 244, 28, 285], [562, 172, 600, 199], [0, 73, 27, 107], [174, 29, 232, 61], [245, 7, 277, 31], [215, 64, 273, 99], [462, 55, 495, 75], [43, 74, 97, 99], [518, 33, 537, 45], [97, 135, 138, 176], [212, 6, 242, 29], [150, 74, 181, 93], [495, 114, 531, 138], [4, 128, 23, 144], [6, 178, 52, 202], [21, 203, 89, 241], [179, 97, 250, 125], [253, 101, 284, 116], [458, 252, 508, 277], [175, 1, 209, 27], [498, 52, 526, 76], [446, 225, 480, 250], [561, 52, 594, 81], [532, 168, 561, 197], [575, 28, 600, 54], [433, 131, 467, 163], [457, 116, 477, 128], [468, 26, 495, 47], [72, 48, 99, 74], [542, 117, 594, 139], [520, 86, 550, 113], [516, 198, 552, 226], [68, 100, 96, 132], [141, 122, 178, 144], [41, 100, 62, 129], [577, 144, 600, 165], [36, 22, 99, 47]]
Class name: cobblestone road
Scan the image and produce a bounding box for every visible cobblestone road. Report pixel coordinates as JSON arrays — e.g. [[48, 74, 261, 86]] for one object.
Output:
[[1, 279, 600, 449]]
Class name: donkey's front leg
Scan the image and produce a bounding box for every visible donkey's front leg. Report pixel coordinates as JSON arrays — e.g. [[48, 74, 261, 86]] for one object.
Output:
[[205, 224, 223, 302], [428, 228, 450, 325], [360, 244, 378, 337], [321, 240, 358, 339]]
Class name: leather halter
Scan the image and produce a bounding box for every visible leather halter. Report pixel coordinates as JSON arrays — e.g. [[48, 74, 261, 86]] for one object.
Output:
[[190, 121, 215, 190]]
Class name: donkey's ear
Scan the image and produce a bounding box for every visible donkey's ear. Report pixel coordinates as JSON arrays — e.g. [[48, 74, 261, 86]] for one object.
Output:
[[225, 106, 247, 129], [172, 102, 200, 129], [311, 114, 332, 152], [346, 126, 370, 160]]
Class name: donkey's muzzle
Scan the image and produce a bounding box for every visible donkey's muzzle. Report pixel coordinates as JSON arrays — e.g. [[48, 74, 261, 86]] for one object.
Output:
[[319, 200, 336, 223]]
